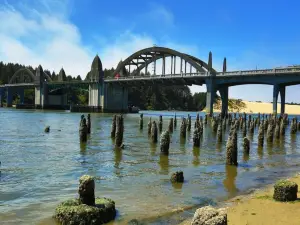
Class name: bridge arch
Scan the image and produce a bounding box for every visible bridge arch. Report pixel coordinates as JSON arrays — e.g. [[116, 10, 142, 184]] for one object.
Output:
[[113, 47, 217, 76], [9, 67, 53, 84]]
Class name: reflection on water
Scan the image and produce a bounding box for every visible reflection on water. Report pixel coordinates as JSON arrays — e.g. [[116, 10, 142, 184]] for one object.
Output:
[[223, 165, 238, 198], [0, 109, 299, 225]]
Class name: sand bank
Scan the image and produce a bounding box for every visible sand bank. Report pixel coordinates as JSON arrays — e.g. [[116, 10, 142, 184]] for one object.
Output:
[[203, 100, 300, 115], [179, 173, 300, 225]]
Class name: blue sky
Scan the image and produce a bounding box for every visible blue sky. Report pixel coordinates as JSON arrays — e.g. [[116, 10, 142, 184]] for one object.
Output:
[[0, 0, 299, 103]]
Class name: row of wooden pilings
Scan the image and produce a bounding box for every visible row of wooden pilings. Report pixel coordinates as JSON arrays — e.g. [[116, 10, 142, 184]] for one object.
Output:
[[78, 112, 300, 168]]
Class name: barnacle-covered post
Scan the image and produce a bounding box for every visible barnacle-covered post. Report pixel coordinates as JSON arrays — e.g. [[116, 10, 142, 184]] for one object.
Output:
[[193, 127, 201, 147], [151, 121, 158, 143], [111, 115, 117, 138], [243, 137, 250, 154], [139, 113, 143, 130], [168, 118, 174, 133], [115, 115, 124, 147], [158, 115, 163, 132], [187, 114, 192, 132], [160, 130, 170, 155], [217, 123, 222, 142], [274, 120, 280, 139], [87, 114, 91, 134], [147, 117, 152, 135], [226, 129, 238, 166], [180, 118, 187, 138], [267, 119, 274, 143], [174, 114, 177, 128], [258, 123, 264, 147], [79, 118, 88, 142]]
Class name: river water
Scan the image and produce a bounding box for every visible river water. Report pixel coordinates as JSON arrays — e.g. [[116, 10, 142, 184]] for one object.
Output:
[[0, 108, 300, 225]]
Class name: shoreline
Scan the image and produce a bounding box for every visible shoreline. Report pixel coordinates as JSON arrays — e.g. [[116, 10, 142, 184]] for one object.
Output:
[[179, 172, 300, 225]]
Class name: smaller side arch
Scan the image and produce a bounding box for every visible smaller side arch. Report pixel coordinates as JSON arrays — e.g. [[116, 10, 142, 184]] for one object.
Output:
[[9, 68, 36, 84]]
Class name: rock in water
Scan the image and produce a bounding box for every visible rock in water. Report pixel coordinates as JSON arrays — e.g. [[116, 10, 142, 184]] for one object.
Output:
[[170, 171, 184, 183], [273, 180, 298, 202], [44, 126, 50, 133], [191, 206, 227, 225], [111, 115, 117, 138], [160, 130, 170, 155], [78, 175, 95, 206], [151, 121, 158, 143]]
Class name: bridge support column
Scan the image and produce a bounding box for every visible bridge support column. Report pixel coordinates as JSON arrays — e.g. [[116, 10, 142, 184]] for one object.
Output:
[[6, 87, 13, 107], [102, 83, 128, 113], [206, 80, 216, 116], [273, 84, 286, 115], [280, 86, 286, 115], [88, 83, 103, 112], [18, 89, 24, 104], [0, 88, 4, 107], [219, 86, 228, 117]]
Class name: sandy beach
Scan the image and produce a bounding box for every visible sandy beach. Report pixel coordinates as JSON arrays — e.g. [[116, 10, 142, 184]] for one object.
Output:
[[180, 173, 300, 225], [204, 100, 300, 115]]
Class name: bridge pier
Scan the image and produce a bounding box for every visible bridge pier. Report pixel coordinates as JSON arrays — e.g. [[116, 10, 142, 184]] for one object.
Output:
[[206, 80, 216, 116], [6, 87, 13, 107], [102, 83, 128, 112], [34, 66, 48, 109], [273, 84, 286, 115], [219, 86, 228, 117]]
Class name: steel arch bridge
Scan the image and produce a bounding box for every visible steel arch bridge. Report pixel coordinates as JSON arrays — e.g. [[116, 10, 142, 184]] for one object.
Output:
[[113, 46, 216, 77], [9, 67, 52, 85]]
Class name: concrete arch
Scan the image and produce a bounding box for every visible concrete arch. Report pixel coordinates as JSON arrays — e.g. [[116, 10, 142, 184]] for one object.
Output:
[[9, 68, 53, 84], [113, 47, 217, 76], [9, 68, 35, 84]]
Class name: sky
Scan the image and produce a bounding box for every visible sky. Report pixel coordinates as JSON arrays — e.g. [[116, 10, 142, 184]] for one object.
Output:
[[0, 0, 299, 103]]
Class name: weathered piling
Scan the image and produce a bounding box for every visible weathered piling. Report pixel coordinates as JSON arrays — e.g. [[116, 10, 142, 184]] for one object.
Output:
[[87, 114, 91, 134], [139, 113, 143, 130], [78, 175, 95, 206], [258, 123, 264, 147], [160, 130, 170, 155], [44, 126, 50, 133], [266, 119, 274, 142], [158, 115, 163, 132], [274, 120, 280, 139], [280, 118, 285, 136], [291, 118, 297, 134], [115, 115, 124, 147], [193, 127, 201, 147], [249, 120, 254, 134], [180, 118, 187, 138], [111, 115, 117, 138], [147, 118, 152, 135], [298, 121, 300, 131], [151, 121, 158, 143], [217, 123, 222, 142], [264, 119, 269, 132], [170, 171, 184, 183], [248, 115, 251, 128], [80, 114, 85, 127], [226, 129, 238, 166], [222, 118, 226, 130], [212, 117, 218, 132], [168, 118, 174, 133], [204, 115, 208, 125], [273, 180, 298, 202], [79, 118, 88, 142], [174, 114, 177, 128], [243, 137, 250, 154], [242, 121, 247, 137], [187, 114, 192, 132]]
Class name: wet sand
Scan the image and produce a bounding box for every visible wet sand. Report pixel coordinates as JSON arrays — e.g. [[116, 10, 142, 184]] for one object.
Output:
[[180, 173, 300, 225]]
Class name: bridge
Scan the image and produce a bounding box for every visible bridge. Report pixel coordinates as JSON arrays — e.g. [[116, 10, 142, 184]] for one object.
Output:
[[0, 46, 299, 115]]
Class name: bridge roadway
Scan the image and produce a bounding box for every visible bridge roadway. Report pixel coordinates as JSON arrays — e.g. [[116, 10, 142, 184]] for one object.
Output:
[[1, 67, 300, 88]]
